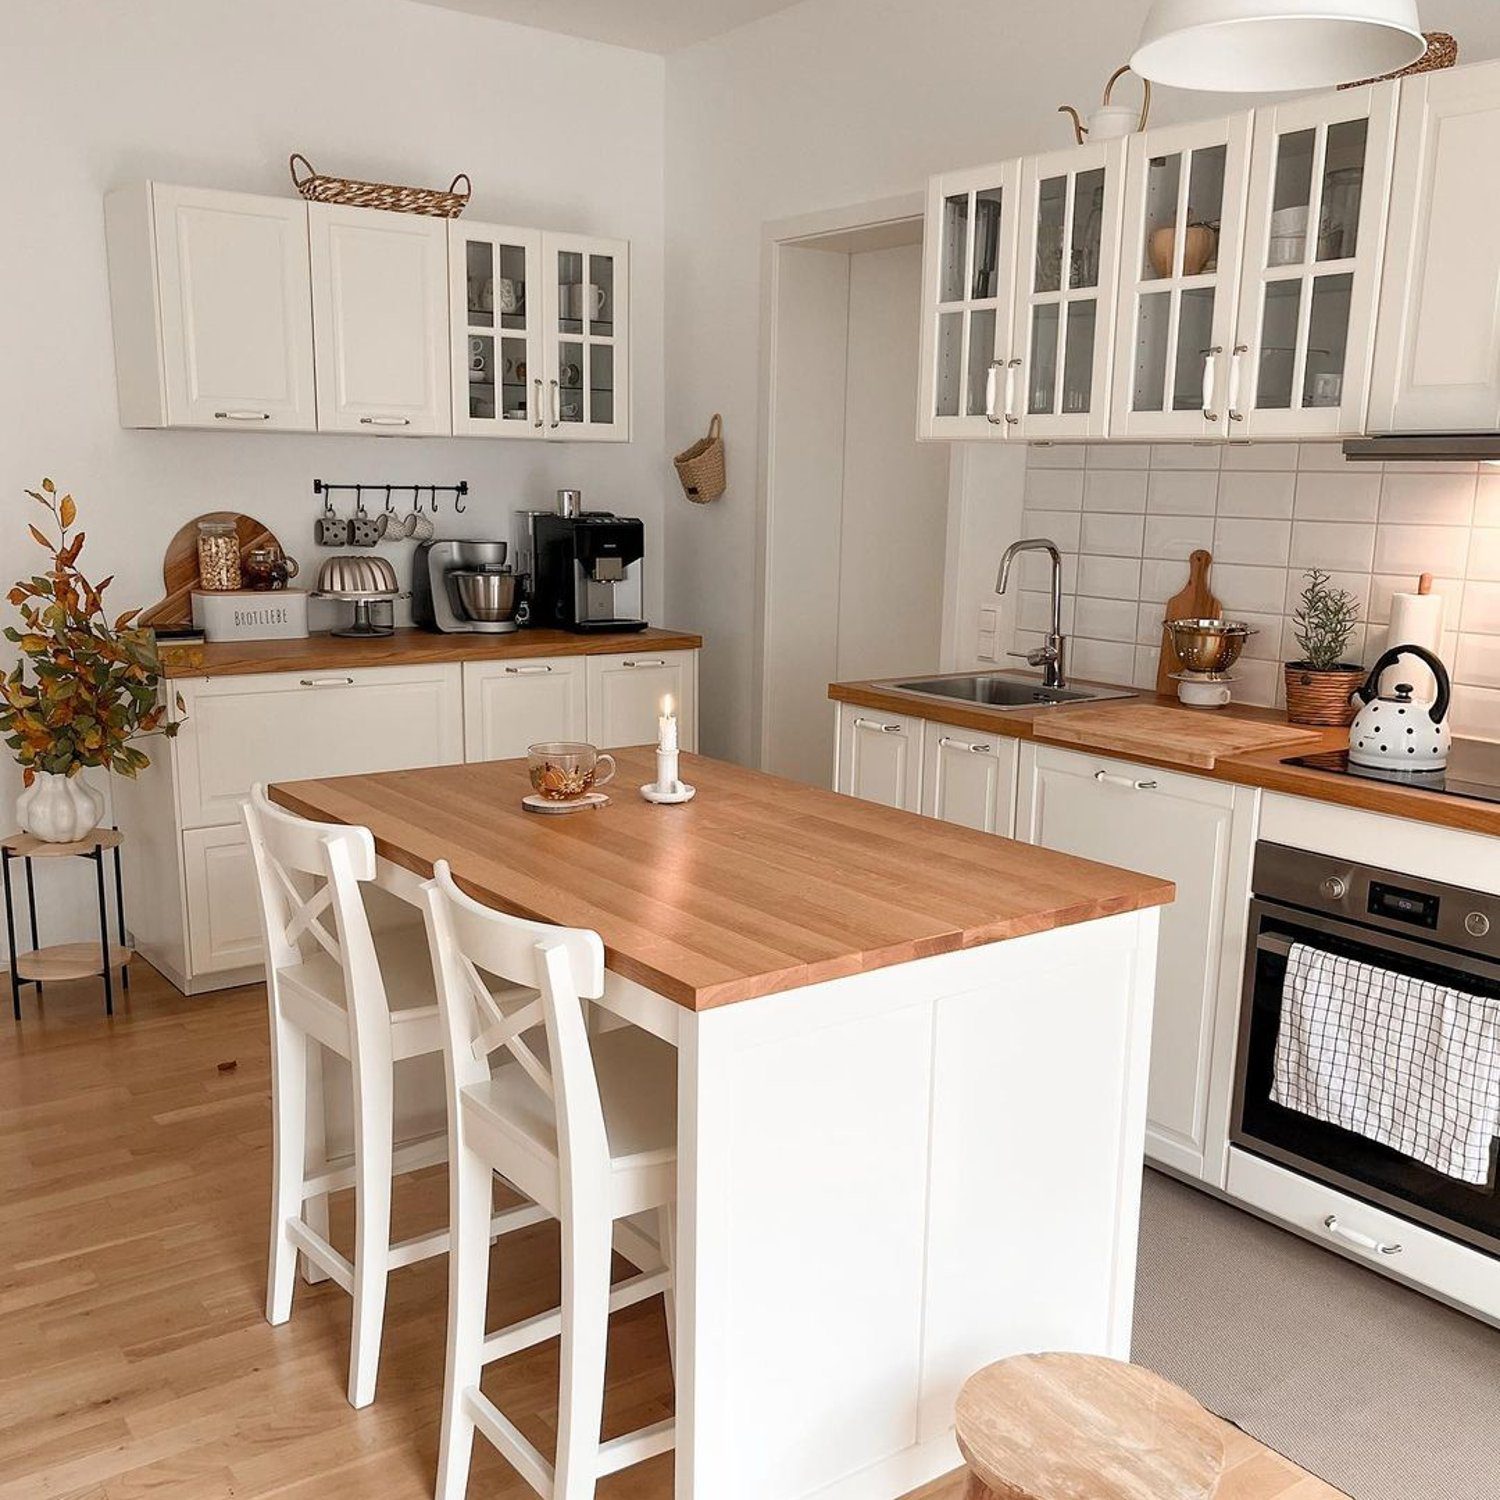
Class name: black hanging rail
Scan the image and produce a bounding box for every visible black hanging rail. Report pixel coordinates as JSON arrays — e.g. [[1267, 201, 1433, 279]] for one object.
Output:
[[313, 479, 469, 513]]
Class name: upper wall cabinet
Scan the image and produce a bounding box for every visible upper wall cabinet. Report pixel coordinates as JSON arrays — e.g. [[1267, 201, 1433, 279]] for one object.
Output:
[[451, 220, 545, 437], [1230, 82, 1397, 439], [105, 183, 317, 430], [1368, 59, 1500, 432], [1111, 115, 1254, 440], [309, 203, 451, 436], [543, 233, 630, 442]]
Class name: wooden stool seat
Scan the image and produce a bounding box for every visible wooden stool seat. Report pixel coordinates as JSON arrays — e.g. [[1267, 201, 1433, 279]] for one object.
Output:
[[955, 1354, 1225, 1500]]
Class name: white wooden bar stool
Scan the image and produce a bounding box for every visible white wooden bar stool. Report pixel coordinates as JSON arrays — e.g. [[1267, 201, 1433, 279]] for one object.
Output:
[[243, 786, 545, 1409], [421, 859, 677, 1500]]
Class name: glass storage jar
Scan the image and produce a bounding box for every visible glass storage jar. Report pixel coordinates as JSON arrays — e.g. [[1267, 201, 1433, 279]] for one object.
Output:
[[196, 519, 241, 591]]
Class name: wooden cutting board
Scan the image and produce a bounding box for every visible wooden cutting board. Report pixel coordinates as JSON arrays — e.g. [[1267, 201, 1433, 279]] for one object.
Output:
[[140, 512, 285, 627], [1032, 703, 1322, 770], [1156, 549, 1222, 695]]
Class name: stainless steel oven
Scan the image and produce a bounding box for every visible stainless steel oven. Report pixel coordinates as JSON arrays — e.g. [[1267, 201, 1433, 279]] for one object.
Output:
[[1233, 842, 1500, 1258]]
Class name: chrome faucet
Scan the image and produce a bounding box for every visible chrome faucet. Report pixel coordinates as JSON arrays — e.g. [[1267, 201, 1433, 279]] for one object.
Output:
[[996, 537, 1067, 688]]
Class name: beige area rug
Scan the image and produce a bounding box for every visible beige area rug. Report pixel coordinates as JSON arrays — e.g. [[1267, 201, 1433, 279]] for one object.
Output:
[[1132, 1170, 1500, 1499]]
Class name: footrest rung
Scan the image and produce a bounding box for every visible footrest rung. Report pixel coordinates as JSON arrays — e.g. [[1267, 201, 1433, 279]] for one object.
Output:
[[285, 1219, 353, 1294], [465, 1387, 554, 1496]]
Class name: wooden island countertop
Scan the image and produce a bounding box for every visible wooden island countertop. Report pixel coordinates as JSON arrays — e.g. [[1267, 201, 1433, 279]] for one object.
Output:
[[270, 746, 1173, 1010], [160, 625, 702, 679]]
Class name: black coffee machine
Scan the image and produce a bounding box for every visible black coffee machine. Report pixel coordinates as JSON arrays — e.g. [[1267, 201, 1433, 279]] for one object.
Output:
[[531, 513, 648, 633]]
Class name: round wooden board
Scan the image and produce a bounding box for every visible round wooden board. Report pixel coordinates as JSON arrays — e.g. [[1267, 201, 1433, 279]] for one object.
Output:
[[140, 512, 285, 628], [2, 828, 122, 858], [16, 943, 132, 983], [955, 1354, 1225, 1500]]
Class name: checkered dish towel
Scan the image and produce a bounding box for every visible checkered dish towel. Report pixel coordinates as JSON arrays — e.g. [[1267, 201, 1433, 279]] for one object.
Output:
[[1272, 942, 1500, 1186]]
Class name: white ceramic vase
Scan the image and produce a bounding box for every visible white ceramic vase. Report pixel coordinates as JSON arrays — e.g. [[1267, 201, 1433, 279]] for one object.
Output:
[[16, 771, 104, 844]]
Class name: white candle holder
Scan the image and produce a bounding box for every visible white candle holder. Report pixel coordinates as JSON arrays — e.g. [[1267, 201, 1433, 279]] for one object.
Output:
[[640, 747, 696, 804]]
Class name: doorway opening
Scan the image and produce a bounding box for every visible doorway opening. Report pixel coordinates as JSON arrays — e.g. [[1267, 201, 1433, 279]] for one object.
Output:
[[756, 202, 950, 785]]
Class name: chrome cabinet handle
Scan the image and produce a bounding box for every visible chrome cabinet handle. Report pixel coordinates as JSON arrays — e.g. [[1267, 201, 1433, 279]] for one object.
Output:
[[1094, 768, 1157, 791], [622, 658, 665, 669], [939, 735, 994, 754], [299, 676, 355, 688], [1003, 357, 1022, 426], [1228, 343, 1248, 423], [1201, 344, 1223, 423], [854, 717, 903, 734], [504, 664, 553, 675], [549, 379, 560, 429], [214, 410, 271, 421], [1324, 1214, 1402, 1257], [533, 378, 544, 429], [984, 360, 1003, 425], [359, 415, 411, 427]]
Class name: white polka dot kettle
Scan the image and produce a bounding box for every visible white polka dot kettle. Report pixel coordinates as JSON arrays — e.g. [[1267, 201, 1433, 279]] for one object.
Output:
[[1347, 644, 1451, 772]]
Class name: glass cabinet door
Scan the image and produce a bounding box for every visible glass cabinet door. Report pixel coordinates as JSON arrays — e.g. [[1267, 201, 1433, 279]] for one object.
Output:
[[543, 234, 629, 442], [1112, 116, 1252, 438], [1013, 140, 1125, 439], [449, 223, 544, 438], [1232, 82, 1397, 437], [919, 162, 1018, 438]]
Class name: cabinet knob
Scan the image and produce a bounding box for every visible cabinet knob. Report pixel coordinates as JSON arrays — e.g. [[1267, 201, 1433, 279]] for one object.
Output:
[[1320, 875, 1348, 900], [1465, 911, 1492, 938]]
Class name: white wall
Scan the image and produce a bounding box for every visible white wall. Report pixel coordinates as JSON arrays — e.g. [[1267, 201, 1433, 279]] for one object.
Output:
[[3, 0, 666, 944], [663, 0, 1500, 762]]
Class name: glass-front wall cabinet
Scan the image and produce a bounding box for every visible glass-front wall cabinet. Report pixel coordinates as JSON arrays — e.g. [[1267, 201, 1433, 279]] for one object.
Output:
[[1112, 116, 1253, 438], [449, 225, 629, 441], [1232, 81, 1397, 437], [919, 162, 1018, 438], [1012, 140, 1124, 439]]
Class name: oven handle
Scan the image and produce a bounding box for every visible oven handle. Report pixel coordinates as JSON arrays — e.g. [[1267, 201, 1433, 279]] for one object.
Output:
[[1323, 1213, 1403, 1257], [1249, 901, 1500, 987]]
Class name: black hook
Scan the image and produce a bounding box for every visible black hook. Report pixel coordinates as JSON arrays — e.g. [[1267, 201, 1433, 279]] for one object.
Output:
[[454, 485, 467, 514], [383, 485, 394, 513], [430, 484, 439, 514]]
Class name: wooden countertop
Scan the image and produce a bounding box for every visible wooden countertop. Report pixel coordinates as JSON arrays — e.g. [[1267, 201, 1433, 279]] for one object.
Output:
[[158, 625, 702, 679], [830, 675, 1500, 839], [269, 747, 1173, 1010]]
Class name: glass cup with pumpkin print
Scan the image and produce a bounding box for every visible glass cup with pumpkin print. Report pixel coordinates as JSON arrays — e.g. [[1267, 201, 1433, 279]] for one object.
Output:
[[527, 742, 617, 802]]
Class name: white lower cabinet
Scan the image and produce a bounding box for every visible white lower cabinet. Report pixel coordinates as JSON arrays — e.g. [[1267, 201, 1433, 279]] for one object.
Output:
[[920, 721, 1018, 835], [184, 825, 263, 976], [834, 703, 923, 810], [464, 655, 586, 760], [585, 650, 698, 751], [1016, 742, 1255, 1183]]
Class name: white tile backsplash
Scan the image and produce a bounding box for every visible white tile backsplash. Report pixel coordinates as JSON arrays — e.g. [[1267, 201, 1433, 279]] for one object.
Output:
[[1013, 441, 1499, 726]]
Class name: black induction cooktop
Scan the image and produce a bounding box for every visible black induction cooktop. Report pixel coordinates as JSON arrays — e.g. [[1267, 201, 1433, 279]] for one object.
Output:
[[1283, 737, 1500, 805]]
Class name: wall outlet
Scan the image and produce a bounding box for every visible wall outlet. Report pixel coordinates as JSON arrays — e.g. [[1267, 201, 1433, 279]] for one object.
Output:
[[976, 607, 999, 662]]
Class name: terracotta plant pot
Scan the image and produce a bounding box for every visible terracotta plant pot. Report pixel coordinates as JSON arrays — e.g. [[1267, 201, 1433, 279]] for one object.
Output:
[[1284, 662, 1363, 727], [1147, 223, 1218, 278]]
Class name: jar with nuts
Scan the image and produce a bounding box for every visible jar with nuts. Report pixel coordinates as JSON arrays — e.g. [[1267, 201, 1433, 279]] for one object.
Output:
[[197, 519, 242, 591]]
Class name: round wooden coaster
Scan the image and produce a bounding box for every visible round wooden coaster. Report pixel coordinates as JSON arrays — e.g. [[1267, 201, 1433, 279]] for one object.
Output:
[[521, 792, 610, 815]]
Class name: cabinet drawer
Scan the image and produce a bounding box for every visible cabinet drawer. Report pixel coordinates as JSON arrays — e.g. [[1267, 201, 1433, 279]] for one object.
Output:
[[585, 651, 697, 751], [174, 663, 463, 827], [462, 656, 587, 761], [184, 825, 262, 976]]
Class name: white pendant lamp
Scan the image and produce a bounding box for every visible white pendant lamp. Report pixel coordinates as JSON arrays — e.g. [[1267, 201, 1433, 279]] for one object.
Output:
[[1132, 0, 1426, 91]]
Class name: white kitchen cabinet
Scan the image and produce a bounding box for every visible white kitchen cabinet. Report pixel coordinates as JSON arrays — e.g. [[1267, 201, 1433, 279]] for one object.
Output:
[[1111, 114, 1254, 439], [540, 233, 630, 441], [104, 183, 316, 430], [450, 221, 545, 437], [834, 703, 923, 811], [1369, 59, 1500, 433], [463, 655, 587, 760], [585, 650, 697, 750], [1016, 742, 1255, 1183], [183, 825, 264, 976], [309, 202, 451, 435], [920, 721, 1018, 835], [918, 162, 1021, 438], [1230, 81, 1397, 438], [1011, 140, 1126, 439]]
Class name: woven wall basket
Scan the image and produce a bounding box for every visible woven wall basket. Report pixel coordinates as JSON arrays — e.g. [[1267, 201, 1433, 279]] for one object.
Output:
[[1284, 663, 1362, 727], [674, 414, 726, 504], [289, 153, 471, 219]]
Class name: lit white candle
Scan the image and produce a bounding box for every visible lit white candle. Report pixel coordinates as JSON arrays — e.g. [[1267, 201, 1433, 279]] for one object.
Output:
[[658, 694, 679, 754]]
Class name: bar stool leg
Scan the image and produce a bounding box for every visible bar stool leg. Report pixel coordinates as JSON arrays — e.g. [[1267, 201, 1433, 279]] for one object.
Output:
[[24, 857, 40, 996], [94, 849, 113, 1017], [112, 840, 129, 990], [3, 851, 19, 1021], [554, 1208, 613, 1499]]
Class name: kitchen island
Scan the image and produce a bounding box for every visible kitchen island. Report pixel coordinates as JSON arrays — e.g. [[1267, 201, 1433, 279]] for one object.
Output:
[[271, 748, 1172, 1500]]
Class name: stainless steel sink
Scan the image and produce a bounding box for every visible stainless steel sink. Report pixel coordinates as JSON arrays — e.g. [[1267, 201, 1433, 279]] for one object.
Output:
[[889, 672, 1136, 711]]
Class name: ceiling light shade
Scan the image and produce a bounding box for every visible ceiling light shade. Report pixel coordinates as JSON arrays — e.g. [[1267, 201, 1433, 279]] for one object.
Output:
[[1131, 0, 1426, 91]]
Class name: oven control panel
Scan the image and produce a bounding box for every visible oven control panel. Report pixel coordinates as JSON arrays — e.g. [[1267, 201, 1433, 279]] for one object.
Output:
[[1367, 880, 1440, 930]]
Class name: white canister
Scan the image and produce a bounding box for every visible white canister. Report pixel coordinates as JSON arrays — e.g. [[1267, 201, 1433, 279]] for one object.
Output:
[[191, 588, 310, 641]]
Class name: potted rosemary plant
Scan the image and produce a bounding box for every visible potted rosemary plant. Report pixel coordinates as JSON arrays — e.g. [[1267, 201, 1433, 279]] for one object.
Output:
[[0, 480, 181, 842], [1284, 567, 1363, 727]]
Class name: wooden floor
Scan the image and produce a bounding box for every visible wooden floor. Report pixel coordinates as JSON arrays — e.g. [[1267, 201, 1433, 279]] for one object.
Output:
[[2, 960, 973, 1499]]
